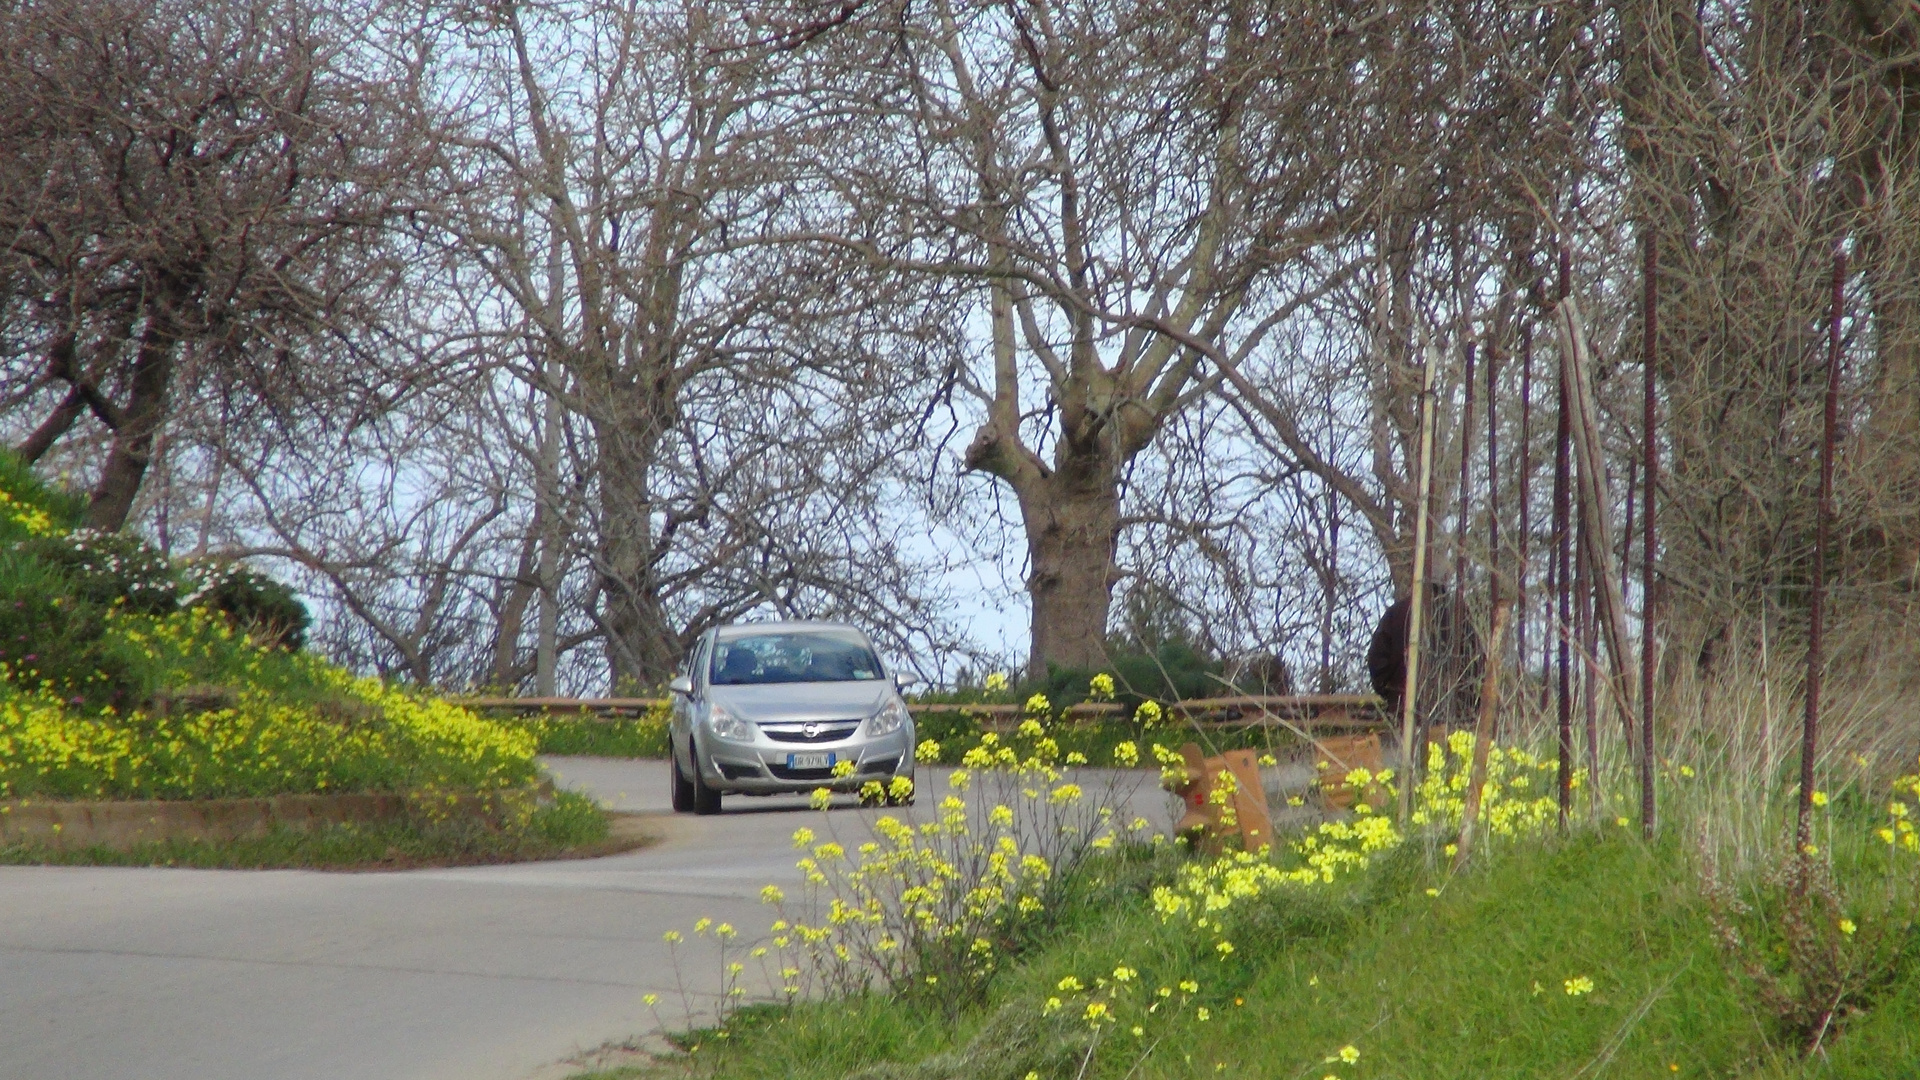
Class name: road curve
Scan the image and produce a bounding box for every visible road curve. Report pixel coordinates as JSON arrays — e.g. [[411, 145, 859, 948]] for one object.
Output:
[[0, 758, 1173, 1080]]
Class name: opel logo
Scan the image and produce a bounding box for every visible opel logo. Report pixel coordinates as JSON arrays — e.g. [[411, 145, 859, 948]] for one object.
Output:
[[803, 722, 821, 738]]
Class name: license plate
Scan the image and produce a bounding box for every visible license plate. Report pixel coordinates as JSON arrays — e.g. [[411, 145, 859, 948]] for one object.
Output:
[[788, 751, 836, 771]]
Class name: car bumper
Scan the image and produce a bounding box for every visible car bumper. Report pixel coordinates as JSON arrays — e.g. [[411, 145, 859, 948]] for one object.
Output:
[[698, 726, 915, 795]]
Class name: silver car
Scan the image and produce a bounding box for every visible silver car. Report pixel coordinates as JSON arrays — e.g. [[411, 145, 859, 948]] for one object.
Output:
[[666, 621, 918, 814]]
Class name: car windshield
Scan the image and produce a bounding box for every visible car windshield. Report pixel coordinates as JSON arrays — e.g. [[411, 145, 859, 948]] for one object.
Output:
[[709, 631, 885, 685]]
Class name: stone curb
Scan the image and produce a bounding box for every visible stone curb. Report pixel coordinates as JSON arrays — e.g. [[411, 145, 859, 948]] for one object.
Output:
[[0, 786, 546, 851]]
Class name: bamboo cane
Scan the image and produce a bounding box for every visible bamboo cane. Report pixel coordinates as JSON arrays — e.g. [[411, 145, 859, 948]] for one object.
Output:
[[1398, 344, 1439, 823]]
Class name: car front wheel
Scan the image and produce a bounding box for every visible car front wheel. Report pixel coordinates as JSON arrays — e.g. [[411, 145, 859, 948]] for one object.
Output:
[[670, 743, 695, 812], [689, 742, 723, 816]]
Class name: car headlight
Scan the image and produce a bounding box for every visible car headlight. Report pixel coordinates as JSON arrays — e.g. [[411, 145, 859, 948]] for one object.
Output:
[[868, 698, 909, 737], [706, 704, 753, 742]]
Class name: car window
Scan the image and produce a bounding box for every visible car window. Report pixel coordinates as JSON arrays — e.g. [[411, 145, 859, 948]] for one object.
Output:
[[710, 631, 883, 685], [691, 635, 713, 688]]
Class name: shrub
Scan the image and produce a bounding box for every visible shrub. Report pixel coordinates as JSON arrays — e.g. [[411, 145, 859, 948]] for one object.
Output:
[[21, 530, 183, 615], [1700, 765, 1920, 1054], [1038, 641, 1222, 713], [0, 549, 143, 708], [182, 559, 310, 649]]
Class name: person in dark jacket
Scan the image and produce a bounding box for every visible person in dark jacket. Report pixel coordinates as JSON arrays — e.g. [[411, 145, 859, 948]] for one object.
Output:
[[1367, 583, 1482, 743]]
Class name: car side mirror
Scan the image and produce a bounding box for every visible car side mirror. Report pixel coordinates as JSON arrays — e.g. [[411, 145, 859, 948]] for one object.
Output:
[[668, 675, 693, 697], [894, 671, 921, 690]]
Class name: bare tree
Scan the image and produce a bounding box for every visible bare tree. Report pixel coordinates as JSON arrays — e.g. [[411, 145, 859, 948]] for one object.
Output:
[[0, 0, 422, 529], [392, 0, 964, 688], [798, 0, 1399, 676]]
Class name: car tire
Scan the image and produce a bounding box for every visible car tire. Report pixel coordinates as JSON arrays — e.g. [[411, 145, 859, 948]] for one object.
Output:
[[690, 745, 723, 816], [670, 743, 696, 813]]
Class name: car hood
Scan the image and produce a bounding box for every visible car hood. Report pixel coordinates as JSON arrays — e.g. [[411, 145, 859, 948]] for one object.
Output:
[[706, 681, 894, 723]]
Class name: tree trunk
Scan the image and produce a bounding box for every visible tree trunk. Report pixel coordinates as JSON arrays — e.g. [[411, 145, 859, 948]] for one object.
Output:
[[15, 387, 86, 464], [492, 531, 539, 689], [1016, 443, 1121, 678], [85, 308, 177, 531], [593, 426, 680, 691], [534, 383, 564, 696]]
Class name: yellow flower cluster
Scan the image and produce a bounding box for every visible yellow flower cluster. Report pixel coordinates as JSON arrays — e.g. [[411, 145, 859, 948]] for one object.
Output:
[[1878, 759, 1920, 854], [762, 706, 1135, 999], [0, 609, 537, 801], [1044, 964, 1207, 1035], [1148, 734, 1560, 951], [0, 486, 57, 537], [1407, 732, 1563, 836]]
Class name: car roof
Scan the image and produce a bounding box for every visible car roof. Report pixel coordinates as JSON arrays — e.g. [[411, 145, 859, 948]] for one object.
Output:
[[712, 620, 870, 643]]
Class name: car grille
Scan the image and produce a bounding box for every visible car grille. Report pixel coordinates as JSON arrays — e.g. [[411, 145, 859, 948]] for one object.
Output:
[[761, 721, 861, 744], [861, 756, 900, 775]]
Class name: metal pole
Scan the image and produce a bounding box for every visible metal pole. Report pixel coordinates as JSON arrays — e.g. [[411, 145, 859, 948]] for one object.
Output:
[[1455, 341, 1478, 592], [1799, 249, 1846, 853], [1640, 235, 1659, 838]]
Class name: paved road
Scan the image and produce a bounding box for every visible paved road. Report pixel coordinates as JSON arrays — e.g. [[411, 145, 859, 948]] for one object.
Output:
[[1, 759, 1173, 1080]]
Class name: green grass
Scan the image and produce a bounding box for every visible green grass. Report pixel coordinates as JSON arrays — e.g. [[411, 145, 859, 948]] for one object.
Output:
[[611, 828, 1918, 1080], [0, 791, 625, 870]]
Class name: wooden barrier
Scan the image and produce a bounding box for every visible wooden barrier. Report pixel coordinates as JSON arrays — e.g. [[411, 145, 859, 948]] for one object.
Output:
[[453, 693, 1390, 733], [1164, 744, 1274, 854]]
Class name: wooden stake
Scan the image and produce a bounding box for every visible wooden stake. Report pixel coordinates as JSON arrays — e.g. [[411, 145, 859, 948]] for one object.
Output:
[[1399, 344, 1440, 823], [1578, 487, 1599, 787], [1554, 324, 1574, 828], [1454, 602, 1512, 871], [1555, 296, 1638, 743], [1486, 332, 1501, 673]]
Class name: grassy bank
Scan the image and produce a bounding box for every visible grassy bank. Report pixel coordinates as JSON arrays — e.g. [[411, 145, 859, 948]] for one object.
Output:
[[575, 723, 1918, 1080], [0, 452, 539, 803], [610, 831, 1917, 1079], [0, 791, 645, 870]]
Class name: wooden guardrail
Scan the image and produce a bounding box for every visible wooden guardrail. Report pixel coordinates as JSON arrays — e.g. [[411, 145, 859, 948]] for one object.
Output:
[[455, 696, 662, 715], [454, 693, 1388, 732]]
